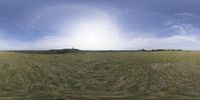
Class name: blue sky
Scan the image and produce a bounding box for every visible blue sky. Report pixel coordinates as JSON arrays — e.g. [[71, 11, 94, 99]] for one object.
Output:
[[0, 0, 200, 50]]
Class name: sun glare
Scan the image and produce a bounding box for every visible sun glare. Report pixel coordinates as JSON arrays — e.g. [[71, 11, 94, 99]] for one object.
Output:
[[68, 18, 122, 50]]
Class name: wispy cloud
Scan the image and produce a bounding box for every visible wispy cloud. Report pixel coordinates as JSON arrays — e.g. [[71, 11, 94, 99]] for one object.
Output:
[[174, 13, 200, 18], [168, 24, 200, 36]]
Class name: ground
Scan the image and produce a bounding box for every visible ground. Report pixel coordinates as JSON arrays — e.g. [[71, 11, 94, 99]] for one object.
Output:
[[0, 51, 200, 100]]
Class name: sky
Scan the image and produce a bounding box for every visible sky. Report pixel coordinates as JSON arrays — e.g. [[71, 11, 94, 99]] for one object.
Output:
[[0, 0, 200, 50]]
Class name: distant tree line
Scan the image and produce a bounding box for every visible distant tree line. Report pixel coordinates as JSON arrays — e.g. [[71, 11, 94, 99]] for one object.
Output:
[[13, 48, 80, 54], [138, 49, 183, 52], [11, 48, 183, 54], [48, 48, 80, 54]]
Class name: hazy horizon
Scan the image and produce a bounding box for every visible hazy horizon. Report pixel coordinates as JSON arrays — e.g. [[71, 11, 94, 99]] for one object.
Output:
[[0, 0, 200, 50]]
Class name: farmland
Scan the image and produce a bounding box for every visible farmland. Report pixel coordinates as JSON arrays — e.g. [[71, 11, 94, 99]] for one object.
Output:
[[1, 51, 200, 100]]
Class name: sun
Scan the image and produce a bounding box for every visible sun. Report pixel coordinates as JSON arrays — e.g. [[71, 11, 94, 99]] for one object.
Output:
[[68, 19, 121, 50]]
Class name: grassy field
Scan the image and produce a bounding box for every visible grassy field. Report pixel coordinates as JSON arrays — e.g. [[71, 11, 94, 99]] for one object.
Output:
[[1, 51, 200, 100]]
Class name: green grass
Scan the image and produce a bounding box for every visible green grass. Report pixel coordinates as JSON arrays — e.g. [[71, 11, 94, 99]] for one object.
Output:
[[1, 51, 200, 100]]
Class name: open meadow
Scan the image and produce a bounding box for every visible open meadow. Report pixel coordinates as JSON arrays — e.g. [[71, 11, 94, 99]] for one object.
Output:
[[1, 51, 200, 100]]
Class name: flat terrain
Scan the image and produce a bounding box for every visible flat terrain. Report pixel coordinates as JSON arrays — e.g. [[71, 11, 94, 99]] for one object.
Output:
[[1, 51, 200, 100]]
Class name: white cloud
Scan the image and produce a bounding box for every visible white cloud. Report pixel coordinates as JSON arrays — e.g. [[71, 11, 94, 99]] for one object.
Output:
[[169, 24, 200, 35], [142, 35, 200, 50], [126, 24, 200, 50], [0, 39, 27, 50], [174, 13, 200, 18], [0, 31, 31, 50]]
